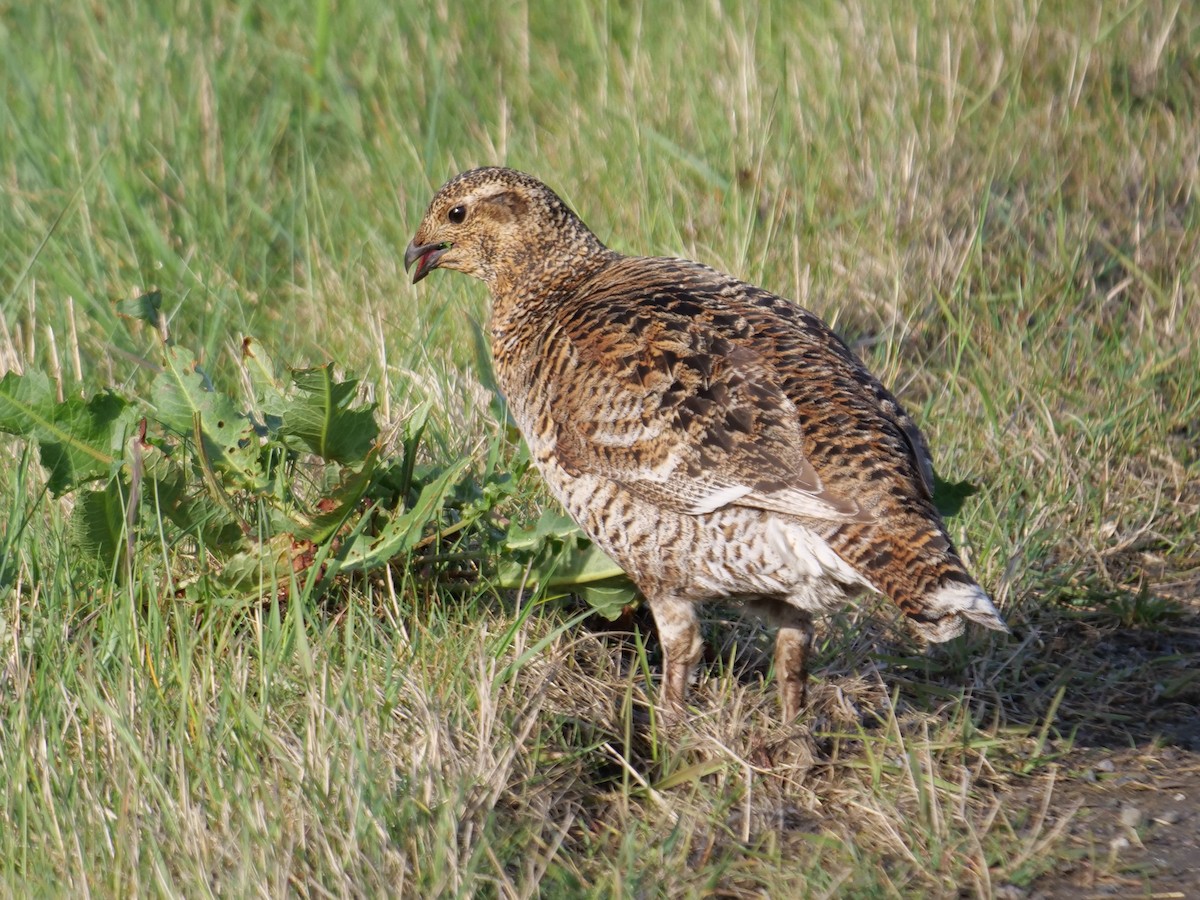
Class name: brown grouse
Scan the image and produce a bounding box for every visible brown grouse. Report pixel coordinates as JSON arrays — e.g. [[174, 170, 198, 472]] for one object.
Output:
[[406, 167, 1007, 720]]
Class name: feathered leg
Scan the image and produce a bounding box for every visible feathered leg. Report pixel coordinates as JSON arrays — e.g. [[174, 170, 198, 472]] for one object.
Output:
[[648, 595, 704, 717], [774, 609, 814, 721], [746, 598, 816, 720]]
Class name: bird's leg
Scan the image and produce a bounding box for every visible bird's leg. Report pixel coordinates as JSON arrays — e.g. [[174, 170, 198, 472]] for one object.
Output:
[[648, 595, 703, 719], [774, 608, 814, 721]]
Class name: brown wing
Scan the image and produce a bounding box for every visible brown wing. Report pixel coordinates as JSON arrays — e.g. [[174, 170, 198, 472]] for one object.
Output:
[[543, 257, 932, 523], [552, 330, 866, 521]]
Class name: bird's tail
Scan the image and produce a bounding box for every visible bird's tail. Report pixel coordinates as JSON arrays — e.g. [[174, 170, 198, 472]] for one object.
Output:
[[907, 580, 1009, 643], [824, 511, 1008, 643]]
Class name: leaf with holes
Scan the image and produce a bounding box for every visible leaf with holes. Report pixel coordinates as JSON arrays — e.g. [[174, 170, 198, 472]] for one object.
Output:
[[151, 344, 264, 490]]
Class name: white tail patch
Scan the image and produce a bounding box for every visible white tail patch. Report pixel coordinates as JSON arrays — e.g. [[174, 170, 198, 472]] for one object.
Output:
[[911, 582, 1009, 643]]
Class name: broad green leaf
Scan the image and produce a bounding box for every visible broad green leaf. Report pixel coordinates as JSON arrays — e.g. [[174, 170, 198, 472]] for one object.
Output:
[[281, 365, 378, 464], [503, 509, 578, 551], [544, 540, 628, 588], [497, 509, 637, 619], [240, 336, 289, 422], [205, 534, 307, 601], [0, 371, 132, 495], [578, 581, 639, 620], [294, 449, 381, 543], [139, 438, 247, 553], [137, 440, 187, 514]]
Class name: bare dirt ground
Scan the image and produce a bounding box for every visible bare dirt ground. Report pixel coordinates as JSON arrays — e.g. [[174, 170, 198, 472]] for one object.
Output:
[[585, 558, 1200, 897], [1024, 745, 1200, 898], [932, 559, 1200, 898], [1019, 574, 1200, 899]]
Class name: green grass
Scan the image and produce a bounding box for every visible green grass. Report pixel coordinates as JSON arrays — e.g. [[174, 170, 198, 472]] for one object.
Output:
[[2, 0, 1199, 894]]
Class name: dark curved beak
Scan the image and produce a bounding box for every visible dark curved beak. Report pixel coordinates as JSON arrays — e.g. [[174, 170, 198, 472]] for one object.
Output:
[[404, 240, 450, 284]]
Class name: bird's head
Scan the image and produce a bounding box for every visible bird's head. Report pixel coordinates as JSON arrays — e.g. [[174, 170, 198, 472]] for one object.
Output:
[[405, 167, 609, 294]]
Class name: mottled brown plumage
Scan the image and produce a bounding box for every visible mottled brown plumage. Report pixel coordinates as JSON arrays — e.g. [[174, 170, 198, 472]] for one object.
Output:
[[407, 167, 1007, 720]]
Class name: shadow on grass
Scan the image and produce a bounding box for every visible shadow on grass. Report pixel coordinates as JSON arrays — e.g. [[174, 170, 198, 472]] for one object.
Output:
[[577, 573, 1200, 752], [563, 577, 1200, 894]]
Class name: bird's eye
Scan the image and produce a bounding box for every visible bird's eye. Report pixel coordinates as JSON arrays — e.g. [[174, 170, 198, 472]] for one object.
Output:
[[448, 205, 467, 224]]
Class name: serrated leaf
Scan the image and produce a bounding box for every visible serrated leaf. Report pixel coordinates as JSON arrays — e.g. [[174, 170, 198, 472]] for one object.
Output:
[[151, 344, 264, 489], [73, 481, 127, 564], [40, 393, 134, 495], [114, 289, 164, 330], [205, 534, 309, 600], [137, 440, 187, 510], [127, 439, 248, 557], [933, 474, 980, 518], [0, 371, 132, 495], [281, 364, 378, 464]]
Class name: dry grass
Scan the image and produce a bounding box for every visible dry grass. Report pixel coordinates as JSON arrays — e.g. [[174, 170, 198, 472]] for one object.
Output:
[[1, 0, 1198, 895]]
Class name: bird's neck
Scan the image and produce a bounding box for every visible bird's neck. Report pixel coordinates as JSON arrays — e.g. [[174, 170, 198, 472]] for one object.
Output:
[[488, 232, 618, 321]]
